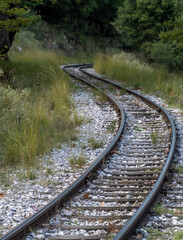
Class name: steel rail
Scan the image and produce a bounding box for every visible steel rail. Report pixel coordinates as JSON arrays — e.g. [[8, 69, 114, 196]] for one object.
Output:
[[1, 64, 125, 240], [80, 65, 176, 240]]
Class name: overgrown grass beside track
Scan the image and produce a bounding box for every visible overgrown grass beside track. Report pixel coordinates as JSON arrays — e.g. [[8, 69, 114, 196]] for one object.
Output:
[[94, 53, 183, 109], [0, 51, 81, 172]]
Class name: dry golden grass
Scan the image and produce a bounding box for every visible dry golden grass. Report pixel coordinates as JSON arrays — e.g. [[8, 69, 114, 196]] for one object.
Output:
[[0, 50, 81, 170], [94, 53, 183, 109]]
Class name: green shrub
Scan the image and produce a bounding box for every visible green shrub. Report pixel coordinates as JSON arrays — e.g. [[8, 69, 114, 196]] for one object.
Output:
[[143, 14, 183, 70], [9, 30, 43, 53], [112, 0, 180, 50], [143, 41, 183, 70]]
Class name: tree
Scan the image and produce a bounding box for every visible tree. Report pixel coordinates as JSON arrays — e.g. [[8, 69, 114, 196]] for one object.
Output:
[[160, 13, 183, 44], [0, 0, 49, 58], [0, 12, 15, 58], [37, 0, 98, 32], [37, 0, 124, 35], [112, 0, 180, 50], [89, 0, 123, 35], [144, 14, 183, 70]]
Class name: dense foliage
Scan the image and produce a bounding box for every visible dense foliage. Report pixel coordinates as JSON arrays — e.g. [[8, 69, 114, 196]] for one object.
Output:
[[95, 52, 183, 108], [0, 0, 44, 32], [1, 0, 183, 70], [0, 0, 123, 57], [113, 0, 180, 49], [37, 0, 123, 35], [144, 14, 183, 70], [0, 0, 54, 56], [113, 0, 183, 70]]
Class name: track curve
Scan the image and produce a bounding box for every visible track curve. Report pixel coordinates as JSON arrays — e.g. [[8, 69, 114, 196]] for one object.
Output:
[[1, 64, 176, 240], [80, 65, 176, 240]]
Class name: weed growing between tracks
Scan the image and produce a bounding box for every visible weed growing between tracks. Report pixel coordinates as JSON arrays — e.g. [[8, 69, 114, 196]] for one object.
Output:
[[154, 204, 174, 215], [174, 165, 183, 173], [69, 153, 86, 168], [145, 228, 183, 240], [151, 130, 157, 145], [106, 120, 118, 133], [145, 228, 169, 240], [0, 51, 81, 176], [94, 53, 183, 109], [88, 137, 104, 149]]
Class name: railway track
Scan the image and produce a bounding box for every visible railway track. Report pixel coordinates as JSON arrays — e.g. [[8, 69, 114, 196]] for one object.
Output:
[[1, 64, 176, 240], [134, 108, 183, 239]]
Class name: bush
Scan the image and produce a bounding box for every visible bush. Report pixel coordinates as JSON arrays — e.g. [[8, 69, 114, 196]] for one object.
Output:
[[112, 0, 179, 50], [9, 30, 43, 53], [143, 41, 183, 70]]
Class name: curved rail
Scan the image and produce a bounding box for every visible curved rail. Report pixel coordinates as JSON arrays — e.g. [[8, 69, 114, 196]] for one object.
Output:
[[80, 65, 176, 240], [2, 63, 176, 240], [1, 65, 125, 240]]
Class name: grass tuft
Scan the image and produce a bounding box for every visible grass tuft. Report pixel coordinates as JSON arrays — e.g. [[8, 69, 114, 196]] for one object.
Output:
[[154, 204, 174, 215], [174, 165, 183, 173], [146, 228, 169, 240], [151, 130, 157, 145], [106, 120, 117, 133], [173, 231, 183, 240], [88, 137, 104, 149], [69, 153, 86, 168]]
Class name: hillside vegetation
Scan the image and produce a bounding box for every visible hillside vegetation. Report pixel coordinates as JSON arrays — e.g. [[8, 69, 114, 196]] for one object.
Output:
[[0, 50, 82, 174], [1, 0, 183, 173], [2, 0, 183, 69], [113, 0, 183, 70]]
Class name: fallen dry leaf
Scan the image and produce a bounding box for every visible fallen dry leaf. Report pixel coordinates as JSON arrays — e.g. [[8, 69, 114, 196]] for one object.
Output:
[[111, 150, 118, 155], [43, 224, 52, 228], [136, 234, 142, 239], [168, 128, 172, 133], [107, 223, 118, 234], [0, 192, 5, 198], [174, 209, 182, 215], [83, 192, 92, 200], [164, 148, 169, 154]]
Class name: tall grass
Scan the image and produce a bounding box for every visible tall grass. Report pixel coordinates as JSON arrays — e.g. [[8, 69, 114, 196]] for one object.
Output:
[[0, 51, 81, 169], [94, 53, 183, 108]]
